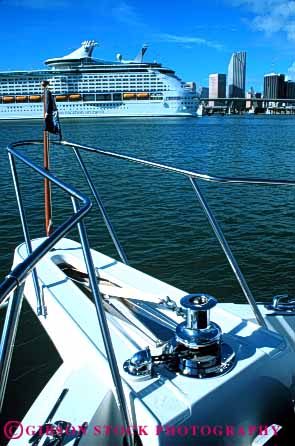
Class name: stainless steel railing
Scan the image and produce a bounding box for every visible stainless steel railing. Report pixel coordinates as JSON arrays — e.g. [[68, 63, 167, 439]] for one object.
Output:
[[59, 139, 295, 328], [0, 146, 92, 413], [0, 143, 134, 446], [7, 139, 295, 329], [2, 138, 295, 441]]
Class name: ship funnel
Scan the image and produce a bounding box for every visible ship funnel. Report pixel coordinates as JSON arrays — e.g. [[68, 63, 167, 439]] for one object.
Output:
[[81, 40, 98, 57], [134, 44, 148, 63]]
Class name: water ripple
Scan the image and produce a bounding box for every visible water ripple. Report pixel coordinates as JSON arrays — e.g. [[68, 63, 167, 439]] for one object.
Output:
[[1, 115, 295, 302]]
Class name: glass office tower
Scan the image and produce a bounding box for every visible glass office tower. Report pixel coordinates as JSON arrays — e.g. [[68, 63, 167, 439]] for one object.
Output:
[[228, 51, 246, 98]]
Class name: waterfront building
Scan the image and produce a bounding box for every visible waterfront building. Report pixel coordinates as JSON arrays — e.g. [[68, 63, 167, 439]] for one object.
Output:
[[246, 90, 262, 111], [209, 73, 226, 106], [198, 86, 209, 99], [246, 91, 253, 110], [285, 80, 295, 99], [227, 51, 246, 98], [263, 73, 285, 99]]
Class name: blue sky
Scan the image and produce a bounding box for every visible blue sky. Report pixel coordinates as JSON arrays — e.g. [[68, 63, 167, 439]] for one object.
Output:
[[1, 0, 295, 92]]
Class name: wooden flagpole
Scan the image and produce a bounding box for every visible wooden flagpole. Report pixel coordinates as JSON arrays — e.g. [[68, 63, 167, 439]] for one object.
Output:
[[42, 80, 53, 236]]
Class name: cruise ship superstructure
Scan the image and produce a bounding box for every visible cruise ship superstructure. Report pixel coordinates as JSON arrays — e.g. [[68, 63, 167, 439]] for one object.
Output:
[[0, 40, 197, 119]]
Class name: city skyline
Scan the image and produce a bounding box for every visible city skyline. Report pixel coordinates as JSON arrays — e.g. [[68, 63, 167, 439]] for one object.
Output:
[[1, 0, 295, 93], [205, 61, 295, 99]]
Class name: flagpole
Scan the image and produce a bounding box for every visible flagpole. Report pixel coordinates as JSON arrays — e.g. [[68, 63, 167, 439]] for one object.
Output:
[[42, 80, 53, 236]]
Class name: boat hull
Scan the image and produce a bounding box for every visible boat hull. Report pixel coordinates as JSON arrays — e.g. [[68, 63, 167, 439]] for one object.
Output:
[[0, 99, 198, 119]]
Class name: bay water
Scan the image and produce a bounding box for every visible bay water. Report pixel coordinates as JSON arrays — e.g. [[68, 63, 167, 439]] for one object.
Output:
[[1, 115, 295, 302]]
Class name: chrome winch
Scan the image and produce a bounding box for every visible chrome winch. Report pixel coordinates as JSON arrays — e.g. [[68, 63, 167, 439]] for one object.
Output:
[[123, 293, 235, 379]]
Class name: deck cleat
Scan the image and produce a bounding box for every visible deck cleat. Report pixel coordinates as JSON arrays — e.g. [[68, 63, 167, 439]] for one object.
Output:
[[123, 347, 153, 380]]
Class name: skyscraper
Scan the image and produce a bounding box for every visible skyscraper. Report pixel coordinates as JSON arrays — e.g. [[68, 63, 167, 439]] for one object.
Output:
[[227, 51, 246, 98], [198, 86, 209, 98], [209, 73, 226, 105], [286, 80, 295, 99], [263, 73, 285, 99]]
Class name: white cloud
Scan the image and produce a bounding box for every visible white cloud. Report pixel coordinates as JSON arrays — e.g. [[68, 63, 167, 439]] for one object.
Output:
[[112, 1, 143, 26], [288, 61, 295, 79], [236, 1, 295, 75], [230, 0, 295, 40], [156, 33, 224, 50], [231, 0, 294, 13]]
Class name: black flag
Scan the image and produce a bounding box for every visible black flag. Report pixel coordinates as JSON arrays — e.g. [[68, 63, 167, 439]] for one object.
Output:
[[44, 88, 62, 140]]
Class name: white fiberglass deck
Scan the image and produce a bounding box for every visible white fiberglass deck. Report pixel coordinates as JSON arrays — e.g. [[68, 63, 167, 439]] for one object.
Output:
[[9, 237, 293, 446]]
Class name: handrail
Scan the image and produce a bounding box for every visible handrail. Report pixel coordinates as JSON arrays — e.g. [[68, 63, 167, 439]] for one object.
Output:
[[10, 139, 295, 186], [0, 145, 92, 414], [0, 146, 92, 302], [60, 140, 295, 186], [7, 139, 295, 330], [60, 140, 295, 329], [58, 140, 295, 329], [8, 140, 129, 266], [2, 138, 295, 442], [0, 143, 134, 446]]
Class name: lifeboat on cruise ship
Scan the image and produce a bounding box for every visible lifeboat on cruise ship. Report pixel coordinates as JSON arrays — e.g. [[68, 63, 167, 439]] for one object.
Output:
[[16, 96, 28, 103], [55, 95, 68, 102], [29, 95, 42, 102], [123, 93, 136, 100], [137, 92, 149, 99], [3, 96, 14, 103], [69, 94, 81, 101]]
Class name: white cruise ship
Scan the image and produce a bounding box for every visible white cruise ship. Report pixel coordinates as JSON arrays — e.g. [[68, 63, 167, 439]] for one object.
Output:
[[0, 40, 198, 119]]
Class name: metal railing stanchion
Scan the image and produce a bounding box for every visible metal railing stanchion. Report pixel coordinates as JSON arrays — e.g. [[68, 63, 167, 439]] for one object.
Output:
[[0, 283, 25, 411], [71, 196, 134, 446], [189, 177, 266, 328], [73, 148, 128, 264], [8, 152, 44, 316]]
